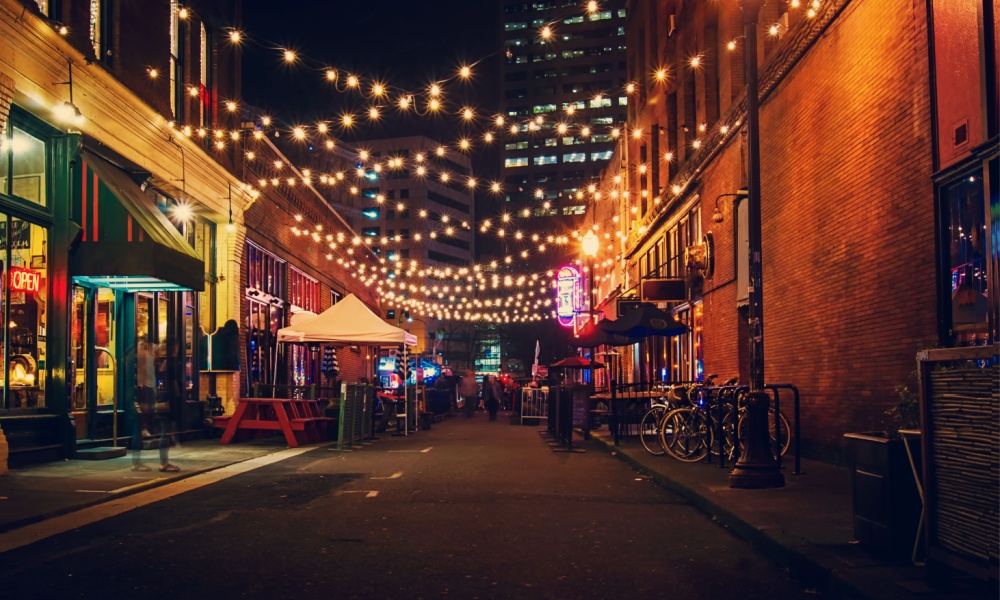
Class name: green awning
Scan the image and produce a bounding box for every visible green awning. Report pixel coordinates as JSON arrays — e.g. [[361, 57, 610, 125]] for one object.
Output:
[[71, 150, 205, 292]]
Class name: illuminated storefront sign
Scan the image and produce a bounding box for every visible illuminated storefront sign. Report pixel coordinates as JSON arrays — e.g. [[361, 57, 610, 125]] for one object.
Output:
[[555, 265, 582, 327], [7, 267, 41, 293]]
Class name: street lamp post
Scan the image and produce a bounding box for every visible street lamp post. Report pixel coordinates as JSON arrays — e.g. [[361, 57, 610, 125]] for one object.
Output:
[[730, 0, 784, 489], [582, 231, 600, 390]]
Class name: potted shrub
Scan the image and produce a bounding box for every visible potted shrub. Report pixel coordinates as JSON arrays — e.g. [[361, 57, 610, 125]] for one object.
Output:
[[843, 381, 922, 562]]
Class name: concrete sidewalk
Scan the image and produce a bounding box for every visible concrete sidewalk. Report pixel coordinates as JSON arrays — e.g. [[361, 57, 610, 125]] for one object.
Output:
[[0, 437, 294, 533], [584, 428, 994, 600]]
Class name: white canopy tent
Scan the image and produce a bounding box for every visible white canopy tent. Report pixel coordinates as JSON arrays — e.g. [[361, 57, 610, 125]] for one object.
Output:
[[277, 294, 417, 346], [274, 294, 417, 434]]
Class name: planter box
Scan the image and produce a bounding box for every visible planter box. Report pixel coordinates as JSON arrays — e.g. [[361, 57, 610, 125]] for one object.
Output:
[[844, 431, 922, 561]]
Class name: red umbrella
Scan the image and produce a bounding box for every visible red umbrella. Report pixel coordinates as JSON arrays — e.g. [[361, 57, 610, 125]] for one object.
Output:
[[549, 356, 607, 369]]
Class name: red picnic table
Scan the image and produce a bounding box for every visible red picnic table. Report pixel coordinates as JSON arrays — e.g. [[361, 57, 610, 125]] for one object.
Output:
[[216, 397, 333, 447]]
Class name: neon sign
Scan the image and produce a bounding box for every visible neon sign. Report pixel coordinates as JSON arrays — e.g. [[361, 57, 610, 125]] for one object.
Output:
[[555, 265, 582, 327], [7, 267, 40, 293]]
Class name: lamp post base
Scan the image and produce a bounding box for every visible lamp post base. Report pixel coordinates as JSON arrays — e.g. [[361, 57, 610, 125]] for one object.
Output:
[[729, 465, 785, 489], [729, 390, 785, 489]]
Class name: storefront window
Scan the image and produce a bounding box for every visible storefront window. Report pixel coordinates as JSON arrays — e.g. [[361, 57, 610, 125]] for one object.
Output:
[[288, 268, 319, 387], [942, 173, 989, 345], [2, 218, 49, 408], [0, 127, 48, 207], [245, 243, 285, 392]]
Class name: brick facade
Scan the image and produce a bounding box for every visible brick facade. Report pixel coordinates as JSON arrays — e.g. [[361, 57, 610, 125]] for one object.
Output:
[[606, 0, 938, 462]]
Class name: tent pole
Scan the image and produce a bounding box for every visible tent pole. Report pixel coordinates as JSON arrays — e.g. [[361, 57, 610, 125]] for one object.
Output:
[[403, 344, 408, 436], [271, 343, 280, 398]]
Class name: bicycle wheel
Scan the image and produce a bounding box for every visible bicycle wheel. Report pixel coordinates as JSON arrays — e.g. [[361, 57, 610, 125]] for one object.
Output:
[[639, 406, 669, 455], [660, 408, 712, 462], [737, 408, 790, 458]]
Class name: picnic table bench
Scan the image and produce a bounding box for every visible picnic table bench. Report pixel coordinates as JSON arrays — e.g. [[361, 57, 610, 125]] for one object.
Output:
[[216, 397, 334, 447]]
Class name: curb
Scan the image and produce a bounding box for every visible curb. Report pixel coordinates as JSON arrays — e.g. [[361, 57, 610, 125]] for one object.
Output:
[[586, 433, 873, 600]]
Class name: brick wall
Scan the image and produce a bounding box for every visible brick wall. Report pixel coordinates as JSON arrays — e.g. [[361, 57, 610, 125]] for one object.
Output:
[[755, 0, 935, 461], [624, 0, 936, 462]]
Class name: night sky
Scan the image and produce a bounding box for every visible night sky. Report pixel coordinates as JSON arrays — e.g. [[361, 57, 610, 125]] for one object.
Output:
[[240, 0, 501, 179]]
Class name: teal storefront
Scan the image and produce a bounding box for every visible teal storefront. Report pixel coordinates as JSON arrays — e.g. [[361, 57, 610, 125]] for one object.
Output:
[[0, 106, 214, 466]]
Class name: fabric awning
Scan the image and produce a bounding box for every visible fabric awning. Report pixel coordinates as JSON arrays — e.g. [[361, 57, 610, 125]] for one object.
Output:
[[70, 150, 205, 292]]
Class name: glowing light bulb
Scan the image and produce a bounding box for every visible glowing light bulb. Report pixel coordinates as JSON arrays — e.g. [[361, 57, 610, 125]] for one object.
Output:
[[283, 50, 296, 63], [429, 83, 441, 97], [229, 30, 242, 43], [428, 98, 441, 111], [727, 40, 737, 51], [587, 1, 599, 13], [483, 132, 494, 143], [436, 146, 446, 157], [689, 55, 702, 68], [459, 65, 472, 79], [654, 68, 668, 82], [148, 68, 159, 79], [494, 115, 505, 127], [292, 126, 306, 140], [632, 128, 643, 140], [490, 182, 502, 193]]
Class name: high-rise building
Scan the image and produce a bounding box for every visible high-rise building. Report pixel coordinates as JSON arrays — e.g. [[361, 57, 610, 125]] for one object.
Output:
[[495, 0, 628, 241], [351, 136, 476, 369]]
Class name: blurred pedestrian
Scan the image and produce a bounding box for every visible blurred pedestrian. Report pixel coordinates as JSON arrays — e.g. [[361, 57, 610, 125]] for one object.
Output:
[[484, 375, 503, 421], [460, 370, 478, 418]]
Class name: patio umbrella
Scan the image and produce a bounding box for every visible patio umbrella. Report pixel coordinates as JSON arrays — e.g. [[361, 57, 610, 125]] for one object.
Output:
[[549, 356, 606, 370], [598, 303, 688, 338], [570, 321, 643, 348]]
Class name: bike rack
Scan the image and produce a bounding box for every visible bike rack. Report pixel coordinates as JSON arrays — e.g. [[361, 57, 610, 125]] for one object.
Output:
[[698, 383, 801, 475]]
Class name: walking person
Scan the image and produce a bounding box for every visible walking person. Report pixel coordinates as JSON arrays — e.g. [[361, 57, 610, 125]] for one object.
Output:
[[460, 370, 478, 418], [484, 375, 502, 421]]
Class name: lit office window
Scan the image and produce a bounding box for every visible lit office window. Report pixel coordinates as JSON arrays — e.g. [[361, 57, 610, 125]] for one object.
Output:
[[534, 155, 558, 166], [505, 157, 529, 168], [590, 150, 614, 161], [562, 153, 587, 163]]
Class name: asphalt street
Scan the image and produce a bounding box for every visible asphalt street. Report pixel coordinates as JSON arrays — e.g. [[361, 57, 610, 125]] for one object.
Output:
[[0, 416, 816, 599]]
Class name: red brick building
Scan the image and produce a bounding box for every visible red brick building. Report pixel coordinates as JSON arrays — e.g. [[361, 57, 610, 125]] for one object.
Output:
[[588, 0, 997, 462]]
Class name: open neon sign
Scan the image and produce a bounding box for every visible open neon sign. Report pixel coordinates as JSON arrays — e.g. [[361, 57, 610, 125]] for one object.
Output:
[[555, 265, 582, 327], [7, 267, 40, 293]]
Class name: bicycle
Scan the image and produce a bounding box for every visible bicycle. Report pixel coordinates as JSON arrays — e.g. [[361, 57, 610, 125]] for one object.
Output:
[[659, 376, 737, 462], [637, 384, 688, 455]]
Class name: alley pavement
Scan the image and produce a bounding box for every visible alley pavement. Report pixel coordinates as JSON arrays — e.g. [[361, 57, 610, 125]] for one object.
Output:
[[0, 413, 994, 599]]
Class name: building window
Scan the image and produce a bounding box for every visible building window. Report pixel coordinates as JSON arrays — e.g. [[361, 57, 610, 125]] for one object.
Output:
[[590, 150, 613, 161], [89, 0, 101, 57], [534, 155, 558, 166], [199, 22, 211, 128], [940, 170, 989, 345], [562, 205, 586, 215], [505, 141, 529, 151], [245, 243, 285, 390], [532, 104, 557, 114], [288, 268, 319, 387], [505, 21, 528, 31], [505, 157, 529, 168], [562, 153, 587, 163], [169, 0, 184, 120], [0, 127, 48, 207]]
